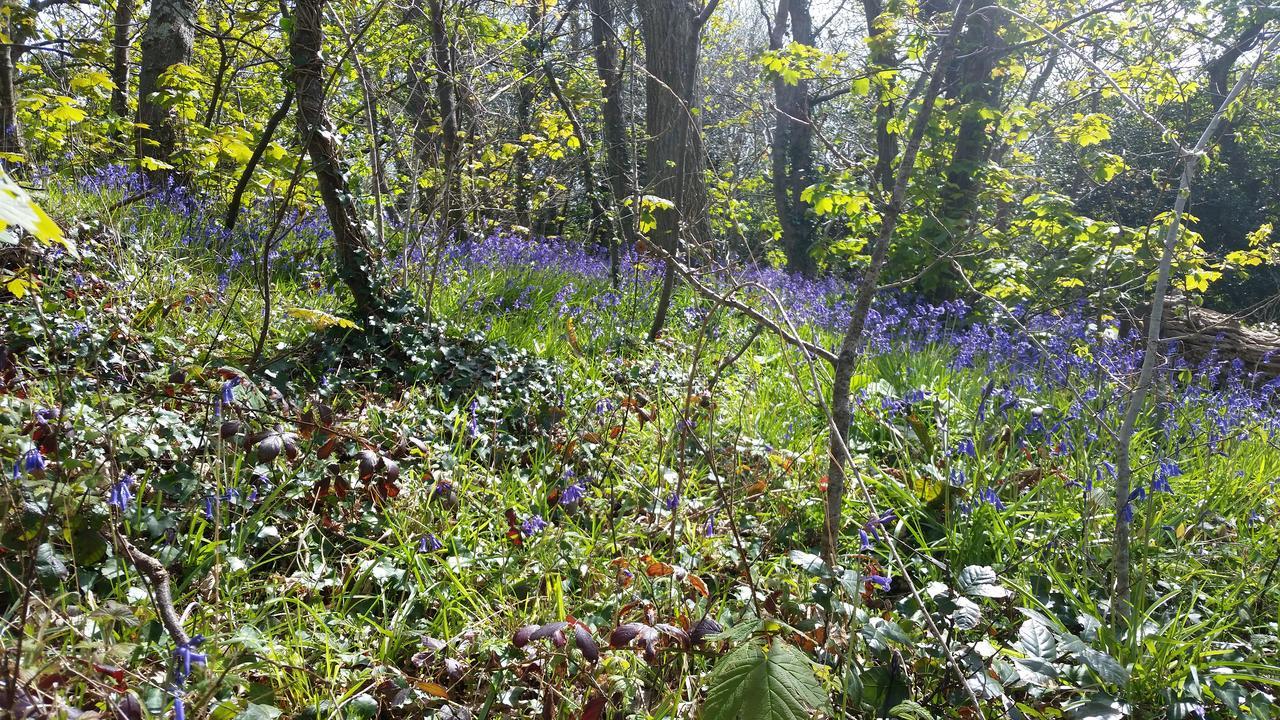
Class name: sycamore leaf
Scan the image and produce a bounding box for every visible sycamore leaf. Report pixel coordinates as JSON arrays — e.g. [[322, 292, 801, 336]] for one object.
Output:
[[5, 272, 36, 299], [701, 637, 830, 720], [139, 156, 175, 171], [287, 307, 363, 331], [0, 168, 67, 248]]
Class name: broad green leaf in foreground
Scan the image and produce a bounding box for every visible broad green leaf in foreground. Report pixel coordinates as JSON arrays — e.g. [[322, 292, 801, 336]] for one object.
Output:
[[702, 637, 830, 720], [0, 168, 66, 248]]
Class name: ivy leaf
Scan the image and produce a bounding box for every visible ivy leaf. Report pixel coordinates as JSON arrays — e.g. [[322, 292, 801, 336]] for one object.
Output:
[[701, 637, 830, 720]]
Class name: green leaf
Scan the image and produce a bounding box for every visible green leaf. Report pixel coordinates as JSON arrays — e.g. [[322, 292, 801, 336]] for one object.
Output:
[[889, 700, 934, 719], [859, 664, 910, 715], [236, 703, 282, 720], [701, 637, 830, 720], [1062, 634, 1129, 687], [0, 168, 66, 247], [35, 543, 69, 584], [957, 565, 1009, 598], [1018, 620, 1058, 662]]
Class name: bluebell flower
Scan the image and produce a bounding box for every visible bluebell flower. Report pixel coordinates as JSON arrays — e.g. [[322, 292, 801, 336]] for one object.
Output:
[[664, 492, 680, 511], [978, 487, 1005, 511], [859, 528, 872, 550], [109, 474, 136, 511], [419, 533, 443, 552], [173, 636, 207, 682], [948, 468, 968, 487], [467, 400, 481, 440], [203, 496, 216, 520], [1120, 503, 1134, 524], [520, 514, 548, 537], [704, 515, 716, 536], [866, 574, 891, 591], [953, 438, 976, 458], [1151, 459, 1180, 494], [559, 481, 586, 506], [220, 377, 240, 407]]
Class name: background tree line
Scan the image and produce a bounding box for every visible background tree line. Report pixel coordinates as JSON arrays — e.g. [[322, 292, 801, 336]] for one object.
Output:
[[2, 0, 1277, 323]]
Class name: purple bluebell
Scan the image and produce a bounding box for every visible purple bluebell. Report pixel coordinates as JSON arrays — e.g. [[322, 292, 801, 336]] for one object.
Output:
[[109, 474, 136, 511], [664, 492, 680, 511], [521, 514, 548, 537], [560, 481, 587, 506]]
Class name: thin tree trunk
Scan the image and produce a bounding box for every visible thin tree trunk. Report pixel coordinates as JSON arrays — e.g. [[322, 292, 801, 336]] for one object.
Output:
[[511, 2, 543, 232], [637, 0, 717, 340], [589, 0, 637, 278], [1111, 30, 1279, 626], [136, 0, 197, 167], [428, 0, 467, 241], [863, 0, 897, 194], [110, 0, 137, 119], [291, 0, 390, 319], [823, 0, 971, 562], [769, 0, 817, 276], [0, 42, 22, 163], [224, 88, 294, 233]]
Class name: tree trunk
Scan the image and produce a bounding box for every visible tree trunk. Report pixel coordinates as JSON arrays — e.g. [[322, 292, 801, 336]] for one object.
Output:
[[110, 0, 137, 119], [291, 0, 390, 319], [824, 0, 971, 563], [589, 0, 638, 270], [864, 0, 898, 194], [136, 0, 197, 167], [918, 5, 1006, 296], [224, 88, 294, 233], [0, 42, 22, 163], [511, 2, 543, 232], [427, 0, 467, 240], [769, 0, 817, 276], [637, 0, 716, 340]]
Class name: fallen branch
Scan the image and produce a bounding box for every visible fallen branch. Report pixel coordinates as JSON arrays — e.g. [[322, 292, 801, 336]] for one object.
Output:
[[109, 531, 190, 646]]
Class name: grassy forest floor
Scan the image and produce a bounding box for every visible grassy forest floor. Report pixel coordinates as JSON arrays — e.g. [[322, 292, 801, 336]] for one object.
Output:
[[4, 172, 1280, 719]]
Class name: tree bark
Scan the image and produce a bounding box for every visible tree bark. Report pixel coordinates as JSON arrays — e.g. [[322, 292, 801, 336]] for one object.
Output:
[[0, 42, 22, 163], [918, 6, 1007, 296], [427, 0, 467, 240], [589, 0, 638, 271], [769, 0, 817, 276], [863, 0, 897, 194], [511, 2, 543, 232], [637, 0, 717, 340], [136, 0, 197, 166], [110, 0, 137, 119], [291, 0, 390, 319]]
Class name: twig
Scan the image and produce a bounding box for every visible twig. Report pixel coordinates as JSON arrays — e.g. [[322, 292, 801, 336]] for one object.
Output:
[[109, 532, 191, 646]]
